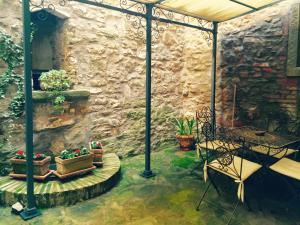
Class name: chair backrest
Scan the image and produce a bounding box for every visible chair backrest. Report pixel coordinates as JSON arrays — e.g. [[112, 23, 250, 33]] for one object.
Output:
[[246, 140, 292, 167], [266, 144, 290, 160], [204, 124, 246, 180], [196, 106, 214, 142]]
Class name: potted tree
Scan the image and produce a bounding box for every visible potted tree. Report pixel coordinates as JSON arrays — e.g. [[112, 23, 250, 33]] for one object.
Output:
[[89, 141, 104, 166], [10, 150, 51, 179], [54, 147, 95, 179], [174, 118, 196, 151]]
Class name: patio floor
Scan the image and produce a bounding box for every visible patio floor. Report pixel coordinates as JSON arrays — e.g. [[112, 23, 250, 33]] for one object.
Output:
[[0, 143, 299, 225]]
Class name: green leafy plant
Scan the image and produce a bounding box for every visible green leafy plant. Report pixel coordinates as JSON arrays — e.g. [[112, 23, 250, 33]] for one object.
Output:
[[39, 70, 71, 113], [186, 118, 196, 135], [60, 147, 89, 160], [60, 149, 75, 160], [174, 118, 186, 135], [0, 30, 24, 118], [39, 70, 71, 91], [33, 153, 46, 161], [0, 24, 37, 118], [174, 117, 196, 136], [15, 150, 26, 159], [15, 150, 46, 161], [91, 141, 102, 149]]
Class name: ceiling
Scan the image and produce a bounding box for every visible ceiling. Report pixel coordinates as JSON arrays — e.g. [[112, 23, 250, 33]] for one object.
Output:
[[133, 0, 284, 22]]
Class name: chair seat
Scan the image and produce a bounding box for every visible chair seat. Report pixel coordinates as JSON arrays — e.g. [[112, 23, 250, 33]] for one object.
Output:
[[251, 145, 298, 158], [208, 156, 262, 181], [197, 140, 241, 151], [269, 158, 300, 180]]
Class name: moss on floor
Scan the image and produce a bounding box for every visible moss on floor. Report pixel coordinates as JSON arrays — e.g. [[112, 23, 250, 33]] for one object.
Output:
[[0, 144, 299, 225]]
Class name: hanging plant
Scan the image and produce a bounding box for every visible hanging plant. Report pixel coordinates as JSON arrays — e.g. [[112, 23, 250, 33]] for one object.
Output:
[[0, 30, 24, 118], [39, 69, 71, 113], [0, 23, 37, 118]]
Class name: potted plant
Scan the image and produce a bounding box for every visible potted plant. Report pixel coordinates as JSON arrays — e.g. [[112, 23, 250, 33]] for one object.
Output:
[[89, 141, 104, 166], [174, 118, 196, 151], [55, 147, 94, 176], [10, 150, 51, 176], [39, 69, 71, 114]]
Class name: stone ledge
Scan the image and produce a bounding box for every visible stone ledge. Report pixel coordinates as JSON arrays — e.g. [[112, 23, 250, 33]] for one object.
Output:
[[0, 153, 121, 207], [32, 90, 90, 102]]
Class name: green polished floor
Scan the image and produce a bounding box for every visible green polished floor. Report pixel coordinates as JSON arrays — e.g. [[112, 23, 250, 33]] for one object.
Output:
[[0, 143, 299, 225]]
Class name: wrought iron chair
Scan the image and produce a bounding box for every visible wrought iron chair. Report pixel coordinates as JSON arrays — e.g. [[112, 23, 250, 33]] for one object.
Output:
[[195, 107, 240, 163], [196, 124, 262, 225], [250, 144, 297, 159], [267, 146, 300, 205]]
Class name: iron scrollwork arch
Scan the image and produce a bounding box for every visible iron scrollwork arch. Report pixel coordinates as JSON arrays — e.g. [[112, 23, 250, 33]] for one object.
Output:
[[152, 7, 174, 41], [29, 0, 69, 20], [182, 15, 213, 46], [120, 0, 146, 40], [29, 0, 69, 10]]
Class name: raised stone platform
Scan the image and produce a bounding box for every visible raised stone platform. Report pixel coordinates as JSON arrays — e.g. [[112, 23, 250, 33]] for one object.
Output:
[[0, 153, 121, 208]]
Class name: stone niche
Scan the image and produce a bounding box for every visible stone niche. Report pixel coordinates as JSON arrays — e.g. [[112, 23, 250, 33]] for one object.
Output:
[[31, 9, 68, 90], [32, 90, 91, 157]]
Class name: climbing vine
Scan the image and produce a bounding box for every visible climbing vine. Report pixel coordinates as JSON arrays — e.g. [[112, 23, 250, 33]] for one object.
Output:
[[0, 29, 24, 118]]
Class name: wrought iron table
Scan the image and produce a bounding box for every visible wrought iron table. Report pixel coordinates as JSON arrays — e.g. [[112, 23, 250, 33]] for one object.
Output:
[[228, 126, 300, 148]]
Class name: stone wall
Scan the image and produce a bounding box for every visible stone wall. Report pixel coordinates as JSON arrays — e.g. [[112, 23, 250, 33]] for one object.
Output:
[[1, 0, 299, 174], [57, 2, 212, 156], [0, 0, 212, 174], [217, 0, 300, 132]]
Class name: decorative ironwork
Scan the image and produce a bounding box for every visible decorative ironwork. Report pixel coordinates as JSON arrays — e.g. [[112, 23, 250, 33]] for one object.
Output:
[[120, 0, 146, 39], [196, 106, 212, 123], [182, 15, 212, 30], [29, 0, 69, 20], [29, 0, 68, 11], [151, 6, 213, 44], [28, 0, 213, 42], [196, 106, 213, 142], [202, 122, 214, 141], [215, 146, 233, 167], [200, 30, 212, 46], [208, 132, 245, 179], [182, 15, 213, 46], [152, 7, 174, 40]]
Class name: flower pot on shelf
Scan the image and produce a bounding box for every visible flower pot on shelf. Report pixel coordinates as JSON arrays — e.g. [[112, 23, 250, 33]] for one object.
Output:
[[176, 134, 195, 151], [89, 141, 104, 166], [55, 154, 94, 175]]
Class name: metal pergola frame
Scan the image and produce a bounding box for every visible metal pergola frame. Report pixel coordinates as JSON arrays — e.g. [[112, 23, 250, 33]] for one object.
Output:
[[20, 0, 282, 220]]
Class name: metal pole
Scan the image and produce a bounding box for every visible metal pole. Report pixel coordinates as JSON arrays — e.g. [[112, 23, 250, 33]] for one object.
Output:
[[210, 22, 218, 132], [141, 3, 155, 178], [20, 0, 41, 220]]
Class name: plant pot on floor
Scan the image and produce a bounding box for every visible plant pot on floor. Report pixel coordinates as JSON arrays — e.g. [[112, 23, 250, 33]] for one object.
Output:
[[174, 117, 196, 151], [89, 141, 104, 166], [10, 156, 51, 177], [176, 134, 195, 151]]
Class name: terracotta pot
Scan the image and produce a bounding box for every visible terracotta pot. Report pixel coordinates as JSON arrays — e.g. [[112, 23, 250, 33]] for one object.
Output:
[[176, 134, 195, 151], [55, 154, 93, 175], [10, 156, 51, 176], [89, 142, 104, 163]]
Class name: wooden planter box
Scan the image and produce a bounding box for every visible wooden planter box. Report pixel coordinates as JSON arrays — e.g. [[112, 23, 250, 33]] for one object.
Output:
[[10, 156, 51, 176], [55, 154, 94, 175], [89, 142, 104, 166]]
